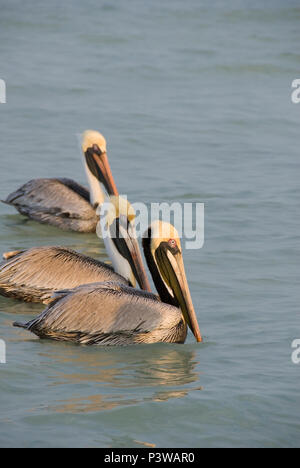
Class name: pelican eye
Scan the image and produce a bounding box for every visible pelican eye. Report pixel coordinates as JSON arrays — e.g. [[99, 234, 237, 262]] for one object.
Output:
[[166, 238, 181, 255], [92, 144, 103, 155]]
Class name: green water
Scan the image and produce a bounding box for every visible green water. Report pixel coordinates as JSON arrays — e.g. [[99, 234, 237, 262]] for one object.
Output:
[[0, 0, 299, 448]]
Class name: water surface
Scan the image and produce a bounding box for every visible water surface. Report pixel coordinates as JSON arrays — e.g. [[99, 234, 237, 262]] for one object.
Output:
[[0, 0, 299, 448]]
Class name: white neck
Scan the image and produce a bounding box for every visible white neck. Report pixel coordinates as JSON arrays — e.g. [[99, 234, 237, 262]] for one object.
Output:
[[83, 159, 105, 207], [99, 215, 136, 287]]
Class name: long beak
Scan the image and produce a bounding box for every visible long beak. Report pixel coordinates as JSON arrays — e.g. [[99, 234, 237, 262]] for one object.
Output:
[[126, 236, 152, 292], [114, 222, 152, 292], [85, 148, 119, 196], [157, 248, 202, 342]]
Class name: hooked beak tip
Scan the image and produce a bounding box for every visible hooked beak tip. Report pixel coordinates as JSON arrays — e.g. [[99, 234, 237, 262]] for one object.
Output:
[[193, 326, 202, 343]]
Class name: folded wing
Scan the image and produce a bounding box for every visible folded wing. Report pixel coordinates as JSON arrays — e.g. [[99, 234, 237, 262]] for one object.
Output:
[[4, 178, 98, 232], [15, 283, 183, 345]]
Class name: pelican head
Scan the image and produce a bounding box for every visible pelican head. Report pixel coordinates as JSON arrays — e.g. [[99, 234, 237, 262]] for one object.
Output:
[[100, 196, 152, 292], [143, 220, 202, 342], [82, 130, 119, 207]]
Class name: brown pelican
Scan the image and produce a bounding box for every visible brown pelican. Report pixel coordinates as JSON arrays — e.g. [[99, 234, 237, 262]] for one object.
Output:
[[2, 130, 118, 233], [0, 197, 151, 303], [14, 221, 202, 345]]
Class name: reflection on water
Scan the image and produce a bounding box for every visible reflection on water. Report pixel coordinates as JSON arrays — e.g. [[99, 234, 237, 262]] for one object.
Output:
[[37, 343, 202, 414], [0, 213, 107, 261], [0, 298, 44, 317], [52, 394, 138, 413]]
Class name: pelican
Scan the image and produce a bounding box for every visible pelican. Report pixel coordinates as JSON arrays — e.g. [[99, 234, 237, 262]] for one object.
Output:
[[2, 130, 118, 233], [14, 221, 202, 345], [0, 197, 151, 303]]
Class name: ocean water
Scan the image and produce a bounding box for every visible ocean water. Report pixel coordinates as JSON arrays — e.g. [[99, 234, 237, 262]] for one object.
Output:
[[0, 0, 299, 448]]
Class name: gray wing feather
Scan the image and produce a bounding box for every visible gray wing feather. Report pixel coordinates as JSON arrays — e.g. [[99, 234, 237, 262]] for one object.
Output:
[[4, 179, 98, 232], [0, 247, 128, 303], [17, 283, 183, 345], [55, 178, 91, 202]]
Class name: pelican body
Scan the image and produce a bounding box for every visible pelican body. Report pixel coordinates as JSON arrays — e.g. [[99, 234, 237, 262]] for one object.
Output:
[[2, 131, 118, 233], [0, 197, 151, 303], [15, 283, 187, 345], [14, 221, 202, 345]]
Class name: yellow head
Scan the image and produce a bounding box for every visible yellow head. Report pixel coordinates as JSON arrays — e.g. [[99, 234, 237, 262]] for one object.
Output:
[[82, 130, 107, 154], [81, 130, 118, 200], [149, 220, 182, 256], [143, 220, 202, 343], [104, 196, 136, 228]]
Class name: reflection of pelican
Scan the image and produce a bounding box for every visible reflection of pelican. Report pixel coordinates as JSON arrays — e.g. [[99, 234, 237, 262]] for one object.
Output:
[[14, 221, 202, 344], [34, 343, 200, 414], [47, 346, 199, 387], [2, 130, 118, 233], [0, 197, 151, 302]]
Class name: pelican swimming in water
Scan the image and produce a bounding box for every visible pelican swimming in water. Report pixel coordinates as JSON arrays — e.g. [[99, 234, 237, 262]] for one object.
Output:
[[2, 130, 118, 233], [0, 197, 151, 303], [14, 221, 202, 345]]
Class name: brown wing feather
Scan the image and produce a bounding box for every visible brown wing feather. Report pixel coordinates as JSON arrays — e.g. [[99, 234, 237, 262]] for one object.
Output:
[[0, 247, 128, 303], [15, 283, 185, 345], [3, 178, 98, 232]]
